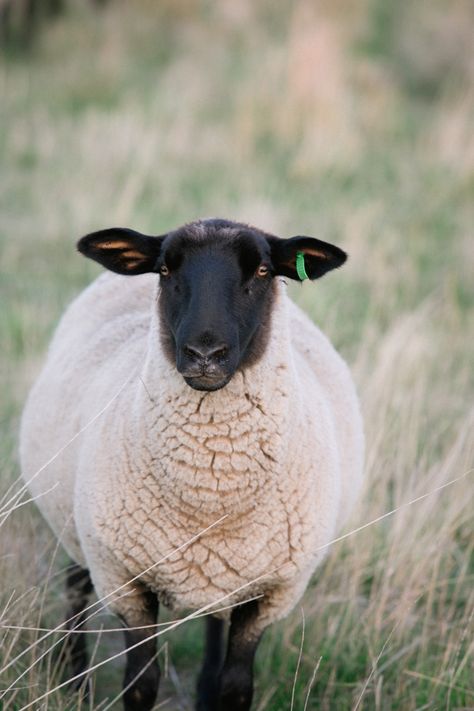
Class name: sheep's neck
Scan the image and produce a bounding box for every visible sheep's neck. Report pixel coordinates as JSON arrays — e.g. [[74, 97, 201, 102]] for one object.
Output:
[[132, 282, 296, 517]]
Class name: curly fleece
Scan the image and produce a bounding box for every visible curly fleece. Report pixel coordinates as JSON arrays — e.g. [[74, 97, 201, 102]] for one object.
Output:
[[20, 272, 364, 629]]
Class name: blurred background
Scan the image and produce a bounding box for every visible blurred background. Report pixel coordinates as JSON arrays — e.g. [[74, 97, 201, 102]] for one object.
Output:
[[0, 1, 473, 709]]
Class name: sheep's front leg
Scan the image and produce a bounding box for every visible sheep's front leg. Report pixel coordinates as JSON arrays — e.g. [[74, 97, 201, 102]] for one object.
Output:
[[121, 590, 160, 711], [196, 615, 225, 710], [217, 600, 265, 711], [61, 563, 94, 691]]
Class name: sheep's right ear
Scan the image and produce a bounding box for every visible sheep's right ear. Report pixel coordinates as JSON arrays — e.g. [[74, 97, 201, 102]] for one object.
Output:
[[77, 228, 165, 275]]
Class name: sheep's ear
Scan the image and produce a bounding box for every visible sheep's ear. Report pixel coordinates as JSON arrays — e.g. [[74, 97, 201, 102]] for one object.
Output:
[[77, 228, 165, 275], [268, 236, 347, 281]]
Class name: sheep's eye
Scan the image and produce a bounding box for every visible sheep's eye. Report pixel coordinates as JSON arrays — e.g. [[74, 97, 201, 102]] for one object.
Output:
[[256, 264, 269, 278], [160, 265, 169, 276]]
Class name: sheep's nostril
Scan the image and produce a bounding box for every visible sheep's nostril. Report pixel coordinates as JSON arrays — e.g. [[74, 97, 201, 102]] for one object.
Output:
[[213, 347, 228, 360], [183, 345, 200, 360]]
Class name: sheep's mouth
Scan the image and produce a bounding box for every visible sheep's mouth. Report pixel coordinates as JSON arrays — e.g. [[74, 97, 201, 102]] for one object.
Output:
[[183, 374, 232, 392]]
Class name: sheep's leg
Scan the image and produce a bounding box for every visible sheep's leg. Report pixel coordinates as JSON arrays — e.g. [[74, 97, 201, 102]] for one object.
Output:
[[217, 600, 265, 711], [196, 615, 225, 710], [61, 563, 94, 691], [122, 591, 160, 711]]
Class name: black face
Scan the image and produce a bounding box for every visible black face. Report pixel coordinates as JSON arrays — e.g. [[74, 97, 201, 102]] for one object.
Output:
[[157, 228, 275, 391], [77, 218, 347, 392]]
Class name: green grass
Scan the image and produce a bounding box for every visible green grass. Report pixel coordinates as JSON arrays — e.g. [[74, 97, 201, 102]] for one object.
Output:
[[1, 1, 473, 708]]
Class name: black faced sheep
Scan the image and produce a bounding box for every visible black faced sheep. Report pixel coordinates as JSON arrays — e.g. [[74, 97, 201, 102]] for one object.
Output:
[[20, 218, 364, 710]]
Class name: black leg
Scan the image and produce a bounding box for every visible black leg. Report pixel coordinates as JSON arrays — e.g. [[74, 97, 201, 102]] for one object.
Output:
[[61, 563, 94, 691], [196, 615, 225, 711], [217, 600, 264, 711], [122, 591, 160, 711]]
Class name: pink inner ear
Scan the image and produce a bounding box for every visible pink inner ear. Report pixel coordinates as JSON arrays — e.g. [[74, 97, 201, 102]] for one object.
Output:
[[97, 240, 134, 250], [304, 248, 328, 259], [123, 250, 145, 259]]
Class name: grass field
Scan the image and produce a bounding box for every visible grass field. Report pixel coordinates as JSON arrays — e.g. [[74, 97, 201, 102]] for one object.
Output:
[[1, 1, 473, 708]]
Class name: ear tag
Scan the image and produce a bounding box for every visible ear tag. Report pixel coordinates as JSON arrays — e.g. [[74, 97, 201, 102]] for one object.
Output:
[[296, 251, 309, 281]]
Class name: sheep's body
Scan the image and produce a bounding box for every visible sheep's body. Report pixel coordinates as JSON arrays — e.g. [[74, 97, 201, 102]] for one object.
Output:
[[21, 271, 363, 627]]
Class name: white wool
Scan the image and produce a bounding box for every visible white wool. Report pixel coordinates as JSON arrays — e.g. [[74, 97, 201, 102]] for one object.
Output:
[[20, 272, 364, 628]]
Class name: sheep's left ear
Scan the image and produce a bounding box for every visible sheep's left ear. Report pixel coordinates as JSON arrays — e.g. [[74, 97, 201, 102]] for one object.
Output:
[[268, 236, 347, 280], [77, 228, 165, 275]]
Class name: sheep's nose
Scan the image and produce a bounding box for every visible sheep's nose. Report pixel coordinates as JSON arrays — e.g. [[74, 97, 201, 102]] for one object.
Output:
[[183, 343, 229, 364]]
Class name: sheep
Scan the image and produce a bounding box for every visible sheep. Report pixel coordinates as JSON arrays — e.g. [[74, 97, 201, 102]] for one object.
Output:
[[20, 218, 364, 711]]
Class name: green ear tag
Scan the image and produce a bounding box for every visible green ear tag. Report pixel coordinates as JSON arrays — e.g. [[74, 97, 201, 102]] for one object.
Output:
[[296, 251, 309, 281]]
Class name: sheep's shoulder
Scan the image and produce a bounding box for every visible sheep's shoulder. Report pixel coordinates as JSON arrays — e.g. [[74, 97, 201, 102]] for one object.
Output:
[[50, 272, 155, 360]]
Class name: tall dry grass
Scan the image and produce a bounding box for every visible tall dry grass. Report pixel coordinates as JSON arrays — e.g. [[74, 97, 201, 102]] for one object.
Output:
[[1, 0, 473, 708]]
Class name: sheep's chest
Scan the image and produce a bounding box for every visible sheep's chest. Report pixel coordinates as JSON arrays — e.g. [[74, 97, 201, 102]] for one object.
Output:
[[116, 491, 308, 613], [111, 395, 313, 611]]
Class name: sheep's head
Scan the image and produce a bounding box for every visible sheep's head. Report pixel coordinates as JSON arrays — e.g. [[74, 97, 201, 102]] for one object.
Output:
[[78, 219, 346, 391]]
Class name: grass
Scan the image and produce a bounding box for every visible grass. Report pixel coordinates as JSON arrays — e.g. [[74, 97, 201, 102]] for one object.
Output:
[[0, 0, 473, 708]]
